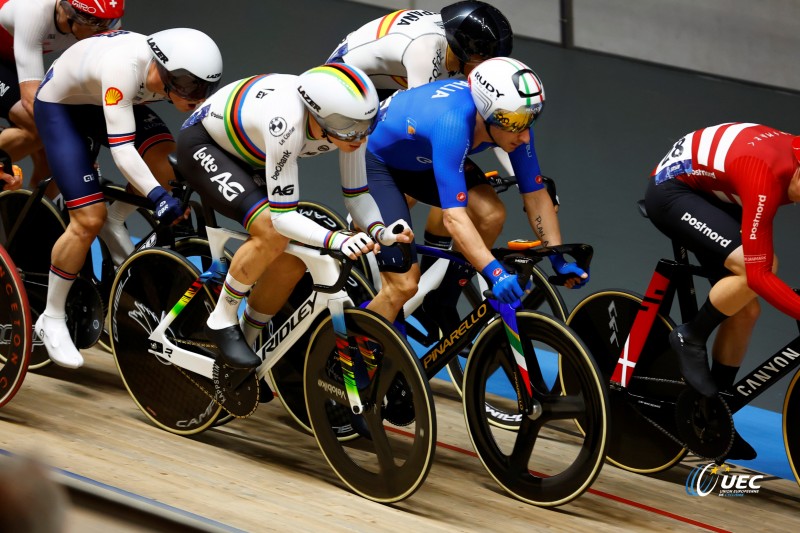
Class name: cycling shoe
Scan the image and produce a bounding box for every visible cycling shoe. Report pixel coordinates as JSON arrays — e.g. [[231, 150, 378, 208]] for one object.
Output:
[[669, 324, 718, 397]]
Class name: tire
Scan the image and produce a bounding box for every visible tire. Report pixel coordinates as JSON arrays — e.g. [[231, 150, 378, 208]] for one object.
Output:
[[270, 267, 375, 437], [567, 290, 687, 473], [0, 190, 66, 369], [445, 264, 567, 424], [304, 307, 435, 503], [782, 370, 800, 489], [463, 311, 608, 506], [110, 247, 222, 435], [0, 245, 32, 407]]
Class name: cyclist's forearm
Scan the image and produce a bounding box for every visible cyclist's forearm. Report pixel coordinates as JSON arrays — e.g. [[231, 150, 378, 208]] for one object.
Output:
[[523, 189, 562, 246], [442, 207, 495, 270], [110, 144, 160, 196]]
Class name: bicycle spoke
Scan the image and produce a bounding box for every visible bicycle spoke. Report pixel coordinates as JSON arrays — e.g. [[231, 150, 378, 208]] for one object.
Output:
[[508, 417, 542, 474], [539, 392, 586, 420]]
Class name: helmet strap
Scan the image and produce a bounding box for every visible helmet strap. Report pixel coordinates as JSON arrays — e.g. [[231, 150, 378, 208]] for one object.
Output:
[[484, 120, 499, 145]]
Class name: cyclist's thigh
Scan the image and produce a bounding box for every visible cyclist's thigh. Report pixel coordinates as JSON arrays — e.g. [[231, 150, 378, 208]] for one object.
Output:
[[0, 62, 20, 120], [131, 105, 174, 157], [365, 149, 416, 271], [33, 101, 102, 208], [176, 122, 264, 226], [644, 177, 741, 278]]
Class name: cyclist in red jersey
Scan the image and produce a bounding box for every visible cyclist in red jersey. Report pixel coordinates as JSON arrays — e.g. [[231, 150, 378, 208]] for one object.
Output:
[[644, 122, 800, 460]]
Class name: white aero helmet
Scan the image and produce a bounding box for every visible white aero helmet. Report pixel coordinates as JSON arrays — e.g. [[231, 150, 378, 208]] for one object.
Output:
[[468, 57, 545, 133], [296, 63, 379, 142], [147, 28, 223, 101]]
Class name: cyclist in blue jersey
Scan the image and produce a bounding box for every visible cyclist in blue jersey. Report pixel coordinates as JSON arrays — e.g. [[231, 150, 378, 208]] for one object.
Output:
[[364, 57, 588, 326]]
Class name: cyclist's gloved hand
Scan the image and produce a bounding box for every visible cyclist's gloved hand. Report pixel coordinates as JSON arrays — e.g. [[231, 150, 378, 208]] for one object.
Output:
[[147, 186, 184, 224], [482, 259, 524, 304], [376, 219, 412, 246], [336, 231, 374, 259], [549, 253, 589, 288]]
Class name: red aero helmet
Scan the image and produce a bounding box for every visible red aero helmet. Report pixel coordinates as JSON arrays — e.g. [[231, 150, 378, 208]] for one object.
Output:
[[61, 0, 124, 29]]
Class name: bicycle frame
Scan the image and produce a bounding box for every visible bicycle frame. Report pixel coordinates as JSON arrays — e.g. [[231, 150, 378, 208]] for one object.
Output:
[[142, 226, 371, 413], [609, 242, 800, 414]]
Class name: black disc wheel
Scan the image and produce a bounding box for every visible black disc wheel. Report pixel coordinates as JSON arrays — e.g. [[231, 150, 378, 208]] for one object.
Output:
[[463, 311, 608, 506], [0, 190, 67, 369], [110, 247, 222, 435], [304, 308, 435, 503], [567, 290, 687, 473]]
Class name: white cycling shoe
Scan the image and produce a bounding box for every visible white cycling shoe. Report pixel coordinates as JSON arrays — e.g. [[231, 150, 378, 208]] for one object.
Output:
[[34, 314, 84, 369]]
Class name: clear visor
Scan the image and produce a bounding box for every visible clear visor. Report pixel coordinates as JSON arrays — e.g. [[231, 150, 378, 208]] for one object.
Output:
[[61, 2, 119, 30], [317, 113, 377, 142], [487, 104, 543, 133], [156, 64, 219, 102]]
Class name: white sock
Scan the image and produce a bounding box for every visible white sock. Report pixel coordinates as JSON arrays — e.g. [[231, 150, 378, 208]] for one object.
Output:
[[207, 274, 252, 330], [239, 304, 272, 348], [45, 266, 76, 318]]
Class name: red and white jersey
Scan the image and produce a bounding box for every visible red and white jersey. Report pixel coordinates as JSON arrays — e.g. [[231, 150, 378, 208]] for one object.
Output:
[[37, 30, 168, 196], [327, 9, 458, 90], [653, 122, 800, 318], [0, 0, 77, 83]]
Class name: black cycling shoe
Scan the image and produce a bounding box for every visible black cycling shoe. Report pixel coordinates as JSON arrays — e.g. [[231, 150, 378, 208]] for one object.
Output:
[[205, 324, 262, 369], [725, 429, 757, 461], [669, 324, 718, 397]]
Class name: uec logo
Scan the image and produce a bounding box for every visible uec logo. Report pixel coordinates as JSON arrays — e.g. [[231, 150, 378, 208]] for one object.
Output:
[[685, 463, 763, 497]]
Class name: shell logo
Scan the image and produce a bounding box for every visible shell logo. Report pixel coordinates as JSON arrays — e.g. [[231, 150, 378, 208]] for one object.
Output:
[[104, 87, 124, 106]]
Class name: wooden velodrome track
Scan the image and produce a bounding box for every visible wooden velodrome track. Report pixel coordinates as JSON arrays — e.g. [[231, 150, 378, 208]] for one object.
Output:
[[1, 346, 798, 532]]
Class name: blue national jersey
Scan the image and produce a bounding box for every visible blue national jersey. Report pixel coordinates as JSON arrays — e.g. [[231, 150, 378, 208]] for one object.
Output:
[[366, 79, 544, 208]]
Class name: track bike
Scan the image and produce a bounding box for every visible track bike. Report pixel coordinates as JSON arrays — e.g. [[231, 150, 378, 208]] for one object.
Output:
[[0, 244, 32, 407], [273, 239, 608, 507], [110, 225, 435, 503], [566, 201, 800, 486]]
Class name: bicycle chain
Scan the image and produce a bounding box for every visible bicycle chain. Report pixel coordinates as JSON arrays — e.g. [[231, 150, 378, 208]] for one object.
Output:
[[171, 338, 259, 419]]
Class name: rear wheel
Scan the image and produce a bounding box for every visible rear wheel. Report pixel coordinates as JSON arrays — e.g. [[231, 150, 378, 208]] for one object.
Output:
[[463, 311, 607, 506], [0, 190, 66, 369], [304, 307, 435, 503], [567, 290, 687, 472], [110, 247, 222, 435]]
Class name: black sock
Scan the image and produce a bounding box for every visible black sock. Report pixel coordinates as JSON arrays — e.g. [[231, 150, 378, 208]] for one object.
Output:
[[420, 231, 452, 274], [711, 360, 739, 390], [683, 298, 728, 344]]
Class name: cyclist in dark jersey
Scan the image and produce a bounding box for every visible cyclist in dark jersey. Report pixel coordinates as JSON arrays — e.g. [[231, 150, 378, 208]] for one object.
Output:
[[645, 122, 800, 459], [364, 57, 588, 327]]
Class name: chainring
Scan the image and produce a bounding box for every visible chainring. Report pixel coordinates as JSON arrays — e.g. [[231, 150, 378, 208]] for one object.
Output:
[[211, 363, 260, 418], [382, 374, 416, 427], [674, 388, 734, 460], [66, 275, 105, 349]]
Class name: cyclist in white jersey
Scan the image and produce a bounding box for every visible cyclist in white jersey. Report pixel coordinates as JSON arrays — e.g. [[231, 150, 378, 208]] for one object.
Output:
[[0, 0, 123, 191], [176, 63, 412, 369], [33, 27, 223, 369]]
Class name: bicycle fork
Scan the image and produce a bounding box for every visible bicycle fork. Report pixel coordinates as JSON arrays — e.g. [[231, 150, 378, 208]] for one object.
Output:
[[329, 298, 372, 415], [497, 301, 541, 419]]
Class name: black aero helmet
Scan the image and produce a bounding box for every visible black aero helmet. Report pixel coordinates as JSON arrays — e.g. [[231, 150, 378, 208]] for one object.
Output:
[[441, 1, 513, 63]]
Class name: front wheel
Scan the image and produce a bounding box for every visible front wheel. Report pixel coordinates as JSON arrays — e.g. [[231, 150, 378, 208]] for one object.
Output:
[[304, 307, 435, 503], [567, 290, 687, 473], [445, 264, 567, 429], [110, 247, 222, 435], [463, 311, 608, 506], [782, 370, 800, 488]]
